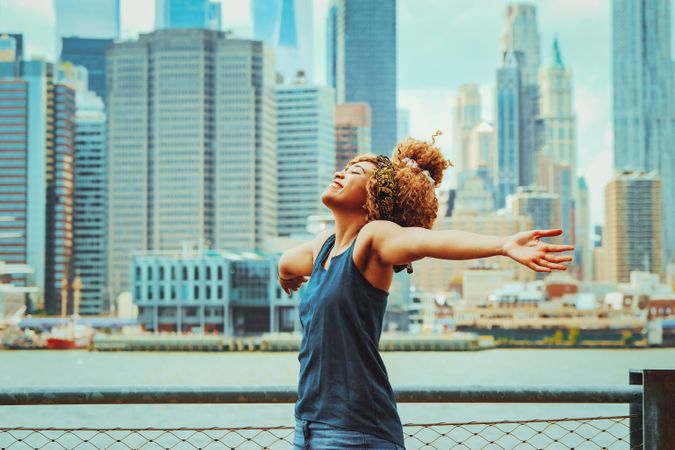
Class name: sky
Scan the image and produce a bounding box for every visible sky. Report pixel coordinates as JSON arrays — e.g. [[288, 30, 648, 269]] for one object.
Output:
[[0, 0, 651, 230]]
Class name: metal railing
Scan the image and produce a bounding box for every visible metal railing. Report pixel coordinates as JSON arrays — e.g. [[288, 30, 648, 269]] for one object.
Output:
[[1, 369, 672, 449]]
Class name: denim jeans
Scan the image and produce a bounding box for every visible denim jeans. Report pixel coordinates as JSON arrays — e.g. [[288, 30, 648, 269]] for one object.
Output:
[[293, 418, 405, 449]]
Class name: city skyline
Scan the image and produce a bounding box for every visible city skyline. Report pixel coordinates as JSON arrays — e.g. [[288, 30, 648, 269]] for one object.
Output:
[[2, 0, 674, 232]]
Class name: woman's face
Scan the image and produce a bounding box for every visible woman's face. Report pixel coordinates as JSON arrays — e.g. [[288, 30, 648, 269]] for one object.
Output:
[[321, 160, 377, 212]]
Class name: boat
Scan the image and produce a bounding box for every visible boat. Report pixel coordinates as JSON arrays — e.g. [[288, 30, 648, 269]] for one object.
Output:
[[45, 317, 95, 350]]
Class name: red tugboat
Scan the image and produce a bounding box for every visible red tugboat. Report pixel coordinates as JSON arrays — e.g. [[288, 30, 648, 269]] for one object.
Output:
[[45, 276, 95, 350]]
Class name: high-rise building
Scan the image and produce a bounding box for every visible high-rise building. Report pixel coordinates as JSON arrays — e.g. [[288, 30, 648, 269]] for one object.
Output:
[[252, 0, 314, 83], [512, 186, 561, 237], [107, 30, 277, 298], [60, 38, 112, 101], [0, 33, 22, 78], [55, 0, 120, 46], [155, 0, 209, 29], [208, 2, 222, 31], [276, 81, 335, 237], [335, 103, 371, 172], [326, 3, 338, 89], [59, 67, 109, 316], [612, 0, 674, 269], [397, 108, 410, 142], [45, 68, 77, 315], [536, 151, 573, 245], [496, 50, 523, 208], [497, 3, 541, 204], [328, 0, 397, 155], [0, 36, 28, 288], [0, 46, 77, 313], [576, 176, 592, 280], [452, 84, 482, 174], [467, 121, 496, 180], [538, 38, 576, 170], [604, 171, 662, 282], [501, 3, 541, 85]]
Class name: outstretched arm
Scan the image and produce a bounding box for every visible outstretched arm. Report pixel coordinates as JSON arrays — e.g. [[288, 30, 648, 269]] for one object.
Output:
[[364, 220, 574, 273]]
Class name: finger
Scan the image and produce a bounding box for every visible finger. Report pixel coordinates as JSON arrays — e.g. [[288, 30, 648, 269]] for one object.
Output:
[[543, 254, 573, 263], [545, 244, 575, 252], [536, 258, 567, 271], [535, 229, 563, 238], [529, 261, 551, 272]]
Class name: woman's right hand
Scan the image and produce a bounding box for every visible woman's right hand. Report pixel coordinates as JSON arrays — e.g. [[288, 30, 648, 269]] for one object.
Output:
[[278, 275, 308, 297]]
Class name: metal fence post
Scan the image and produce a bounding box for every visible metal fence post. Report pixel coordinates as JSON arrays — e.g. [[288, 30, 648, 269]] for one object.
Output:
[[642, 369, 675, 449], [629, 369, 643, 449]]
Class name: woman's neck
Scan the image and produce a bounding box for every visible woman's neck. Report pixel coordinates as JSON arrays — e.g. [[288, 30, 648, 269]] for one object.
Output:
[[332, 210, 367, 252]]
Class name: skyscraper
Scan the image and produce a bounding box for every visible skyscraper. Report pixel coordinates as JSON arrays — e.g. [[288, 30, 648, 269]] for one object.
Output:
[[55, 0, 120, 43], [329, 0, 397, 155], [467, 121, 496, 180], [536, 152, 573, 245], [576, 176, 592, 280], [604, 171, 662, 282], [537, 38, 580, 276], [501, 3, 541, 85], [57, 65, 109, 316], [326, 3, 338, 89], [276, 80, 335, 237], [107, 30, 276, 297], [60, 38, 113, 101], [496, 50, 523, 208], [155, 0, 209, 29], [252, 0, 314, 83], [612, 0, 674, 269], [538, 38, 576, 170], [452, 84, 482, 176], [335, 103, 371, 172], [497, 3, 541, 200], [0, 45, 77, 313], [208, 2, 222, 31]]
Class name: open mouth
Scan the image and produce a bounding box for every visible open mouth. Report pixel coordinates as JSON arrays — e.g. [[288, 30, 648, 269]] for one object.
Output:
[[330, 181, 343, 189]]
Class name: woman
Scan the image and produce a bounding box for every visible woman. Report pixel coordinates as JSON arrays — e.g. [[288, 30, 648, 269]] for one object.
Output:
[[277, 133, 574, 449]]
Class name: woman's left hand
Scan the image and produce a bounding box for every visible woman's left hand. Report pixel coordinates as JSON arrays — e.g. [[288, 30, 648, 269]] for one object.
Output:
[[502, 229, 574, 273], [279, 275, 308, 297]]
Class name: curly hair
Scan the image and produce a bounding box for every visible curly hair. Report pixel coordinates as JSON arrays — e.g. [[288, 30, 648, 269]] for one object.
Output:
[[345, 131, 452, 229]]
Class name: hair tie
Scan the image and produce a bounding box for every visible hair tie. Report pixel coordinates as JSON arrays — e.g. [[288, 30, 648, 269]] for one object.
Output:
[[402, 157, 435, 185]]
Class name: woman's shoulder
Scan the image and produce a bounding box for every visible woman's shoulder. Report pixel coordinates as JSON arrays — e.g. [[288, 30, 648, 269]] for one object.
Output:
[[311, 229, 335, 259]]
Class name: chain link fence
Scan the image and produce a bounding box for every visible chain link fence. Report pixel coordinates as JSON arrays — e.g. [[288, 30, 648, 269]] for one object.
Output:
[[0, 415, 637, 449]]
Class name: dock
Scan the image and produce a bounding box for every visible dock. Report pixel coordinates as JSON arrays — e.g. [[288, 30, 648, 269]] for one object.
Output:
[[90, 332, 495, 352]]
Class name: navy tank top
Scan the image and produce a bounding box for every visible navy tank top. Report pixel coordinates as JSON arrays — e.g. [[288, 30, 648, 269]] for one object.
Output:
[[295, 233, 405, 447]]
